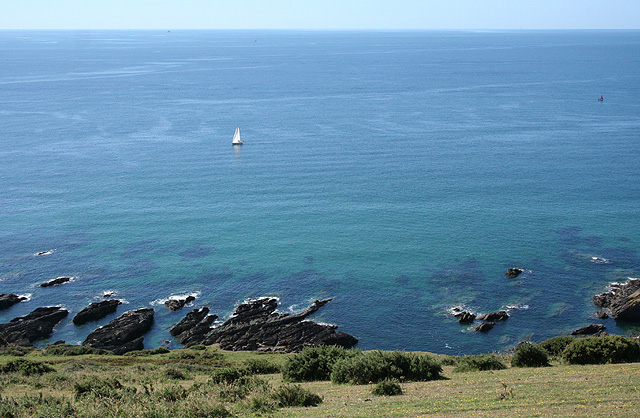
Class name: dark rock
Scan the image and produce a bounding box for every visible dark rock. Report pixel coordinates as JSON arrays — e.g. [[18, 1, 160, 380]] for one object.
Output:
[[593, 279, 640, 321], [40, 276, 72, 287], [474, 322, 495, 332], [454, 311, 476, 324], [183, 298, 357, 352], [0, 294, 27, 310], [170, 307, 218, 347], [165, 296, 196, 311], [571, 324, 607, 336], [477, 311, 509, 322], [83, 308, 154, 355], [505, 268, 524, 278], [596, 310, 609, 319], [0, 307, 69, 346], [73, 300, 122, 325]]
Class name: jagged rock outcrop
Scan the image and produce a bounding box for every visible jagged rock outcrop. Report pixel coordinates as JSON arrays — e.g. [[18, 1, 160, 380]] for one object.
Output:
[[571, 323, 606, 336], [174, 298, 357, 352], [505, 268, 523, 278], [170, 307, 218, 346], [474, 322, 495, 332], [477, 311, 509, 322], [0, 307, 68, 346], [73, 300, 122, 325], [593, 279, 640, 321], [454, 311, 476, 324], [0, 294, 27, 310], [83, 308, 154, 355], [165, 296, 196, 311], [40, 276, 71, 287]]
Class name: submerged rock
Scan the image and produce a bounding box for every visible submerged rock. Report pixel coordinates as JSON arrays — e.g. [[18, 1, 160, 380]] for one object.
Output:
[[175, 298, 358, 352], [40, 276, 72, 287], [571, 323, 606, 336], [165, 296, 196, 311], [477, 311, 509, 322], [170, 307, 218, 347], [0, 307, 69, 346], [0, 294, 27, 310], [73, 300, 122, 325], [505, 268, 524, 278], [593, 279, 640, 321], [83, 308, 154, 355]]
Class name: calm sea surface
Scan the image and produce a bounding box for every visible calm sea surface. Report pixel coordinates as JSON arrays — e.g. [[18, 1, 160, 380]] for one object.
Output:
[[1, 30, 640, 354]]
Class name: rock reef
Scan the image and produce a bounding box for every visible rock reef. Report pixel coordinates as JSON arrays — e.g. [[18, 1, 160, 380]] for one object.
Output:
[[40, 276, 72, 287], [505, 268, 523, 278], [0, 294, 27, 310], [170, 307, 217, 346], [83, 308, 154, 355], [73, 300, 122, 325], [172, 298, 358, 352], [165, 296, 196, 311], [593, 279, 640, 321], [0, 307, 68, 346]]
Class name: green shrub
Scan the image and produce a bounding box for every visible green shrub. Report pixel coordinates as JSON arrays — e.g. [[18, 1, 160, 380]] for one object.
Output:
[[189, 344, 207, 350], [372, 379, 403, 396], [149, 346, 170, 355], [539, 336, 575, 358], [154, 384, 188, 402], [217, 376, 270, 402], [44, 344, 111, 356], [73, 377, 130, 400], [0, 346, 34, 357], [511, 343, 549, 368], [210, 367, 248, 384], [283, 345, 358, 382], [270, 384, 322, 407], [244, 358, 280, 375], [164, 366, 188, 380], [0, 359, 54, 376], [330, 351, 442, 385], [561, 335, 640, 365], [453, 354, 507, 372]]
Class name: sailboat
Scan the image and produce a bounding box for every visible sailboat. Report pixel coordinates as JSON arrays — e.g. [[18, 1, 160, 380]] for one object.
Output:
[[232, 126, 243, 145]]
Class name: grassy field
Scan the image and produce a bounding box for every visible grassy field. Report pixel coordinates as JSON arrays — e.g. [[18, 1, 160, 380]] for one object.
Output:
[[0, 345, 639, 417]]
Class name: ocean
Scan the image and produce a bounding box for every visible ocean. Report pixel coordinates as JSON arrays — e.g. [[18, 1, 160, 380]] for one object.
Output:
[[1, 30, 639, 354]]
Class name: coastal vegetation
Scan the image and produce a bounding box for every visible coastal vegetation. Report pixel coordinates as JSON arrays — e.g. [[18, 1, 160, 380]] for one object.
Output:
[[0, 337, 639, 417]]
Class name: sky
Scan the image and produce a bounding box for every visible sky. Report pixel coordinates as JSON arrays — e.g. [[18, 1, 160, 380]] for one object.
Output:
[[1, 0, 639, 30]]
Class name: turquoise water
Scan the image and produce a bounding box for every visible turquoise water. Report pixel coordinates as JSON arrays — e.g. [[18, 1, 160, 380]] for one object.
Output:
[[1, 30, 640, 354]]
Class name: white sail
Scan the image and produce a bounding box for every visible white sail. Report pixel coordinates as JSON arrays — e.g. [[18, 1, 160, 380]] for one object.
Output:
[[232, 126, 243, 145]]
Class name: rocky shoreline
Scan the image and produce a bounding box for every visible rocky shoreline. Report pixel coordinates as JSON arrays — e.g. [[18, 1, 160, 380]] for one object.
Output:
[[0, 293, 358, 354], [2, 269, 640, 354]]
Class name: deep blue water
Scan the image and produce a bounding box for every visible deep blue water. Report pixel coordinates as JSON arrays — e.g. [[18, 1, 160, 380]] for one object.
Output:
[[1, 30, 640, 354]]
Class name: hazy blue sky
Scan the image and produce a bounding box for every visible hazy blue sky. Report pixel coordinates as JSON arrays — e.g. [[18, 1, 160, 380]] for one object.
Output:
[[2, 0, 639, 30]]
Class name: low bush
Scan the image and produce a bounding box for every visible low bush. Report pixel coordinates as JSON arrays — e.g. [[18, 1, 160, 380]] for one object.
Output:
[[283, 345, 358, 382], [189, 344, 207, 350], [453, 354, 507, 372], [0, 346, 34, 356], [562, 335, 640, 365], [511, 343, 549, 368], [73, 377, 133, 400], [270, 384, 322, 407], [154, 384, 188, 402], [0, 359, 54, 376], [244, 358, 281, 375], [44, 344, 111, 356], [210, 367, 249, 384], [330, 351, 443, 385], [372, 379, 403, 396], [164, 366, 188, 380], [539, 336, 575, 358]]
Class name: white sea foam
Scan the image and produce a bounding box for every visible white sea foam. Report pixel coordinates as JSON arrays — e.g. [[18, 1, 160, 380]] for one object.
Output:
[[505, 304, 530, 311], [150, 291, 200, 306], [590, 256, 611, 264]]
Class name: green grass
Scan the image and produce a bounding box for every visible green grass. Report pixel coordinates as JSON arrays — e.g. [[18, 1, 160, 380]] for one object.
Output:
[[0, 345, 638, 417]]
